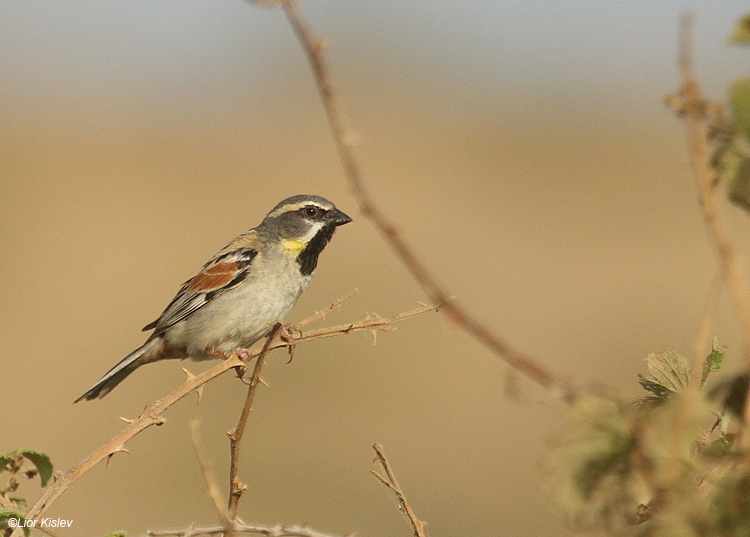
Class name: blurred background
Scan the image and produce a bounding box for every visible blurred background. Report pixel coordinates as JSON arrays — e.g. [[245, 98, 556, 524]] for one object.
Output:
[[2, 1, 750, 535]]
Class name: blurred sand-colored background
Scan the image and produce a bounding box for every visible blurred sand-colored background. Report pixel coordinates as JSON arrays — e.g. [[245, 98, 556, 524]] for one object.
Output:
[[3, 1, 750, 535]]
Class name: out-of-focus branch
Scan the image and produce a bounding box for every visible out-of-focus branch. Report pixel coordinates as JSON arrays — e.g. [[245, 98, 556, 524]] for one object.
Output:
[[671, 14, 750, 442], [370, 443, 426, 537], [190, 421, 233, 534], [141, 523, 345, 537], [12, 302, 437, 534], [279, 0, 571, 398], [674, 14, 750, 357]]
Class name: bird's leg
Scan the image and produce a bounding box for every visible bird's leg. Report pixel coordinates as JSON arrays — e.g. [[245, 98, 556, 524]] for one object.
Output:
[[278, 323, 302, 363]]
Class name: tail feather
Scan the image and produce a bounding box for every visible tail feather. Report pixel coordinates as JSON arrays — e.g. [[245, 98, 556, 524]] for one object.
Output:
[[74, 338, 162, 402]]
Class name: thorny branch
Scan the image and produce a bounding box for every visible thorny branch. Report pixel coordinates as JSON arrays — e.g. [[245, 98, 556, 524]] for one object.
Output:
[[279, 0, 572, 398], [11, 301, 437, 534], [228, 323, 282, 517], [370, 444, 427, 537]]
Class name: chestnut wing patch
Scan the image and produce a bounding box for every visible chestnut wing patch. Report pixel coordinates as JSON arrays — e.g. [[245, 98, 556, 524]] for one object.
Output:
[[188, 262, 244, 292], [142, 248, 257, 336]]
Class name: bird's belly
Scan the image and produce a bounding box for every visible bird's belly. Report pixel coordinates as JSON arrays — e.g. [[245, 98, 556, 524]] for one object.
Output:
[[168, 271, 312, 359]]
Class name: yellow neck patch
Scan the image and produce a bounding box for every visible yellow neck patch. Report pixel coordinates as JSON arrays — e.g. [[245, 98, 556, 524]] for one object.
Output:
[[281, 239, 307, 255]]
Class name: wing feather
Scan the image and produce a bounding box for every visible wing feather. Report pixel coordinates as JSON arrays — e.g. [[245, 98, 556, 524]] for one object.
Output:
[[142, 245, 259, 337]]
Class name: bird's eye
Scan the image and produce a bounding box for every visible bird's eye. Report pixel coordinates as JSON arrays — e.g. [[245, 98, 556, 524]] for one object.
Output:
[[302, 206, 321, 218]]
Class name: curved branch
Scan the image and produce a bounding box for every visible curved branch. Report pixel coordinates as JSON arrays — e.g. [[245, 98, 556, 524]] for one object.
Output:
[[280, 0, 571, 397]]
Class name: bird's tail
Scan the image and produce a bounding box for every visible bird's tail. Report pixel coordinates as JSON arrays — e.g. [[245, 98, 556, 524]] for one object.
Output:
[[74, 337, 164, 402]]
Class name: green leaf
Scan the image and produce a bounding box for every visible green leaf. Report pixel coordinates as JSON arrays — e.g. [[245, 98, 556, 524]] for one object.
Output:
[[729, 14, 750, 46], [0, 455, 13, 473], [101, 532, 127, 537], [730, 79, 750, 140], [0, 507, 31, 537], [707, 339, 725, 372], [701, 338, 725, 386], [7, 497, 27, 509], [0, 452, 23, 474], [0, 450, 53, 487], [638, 376, 672, 398], [17, 450, 53, 488], [637, 351, 691, 405]]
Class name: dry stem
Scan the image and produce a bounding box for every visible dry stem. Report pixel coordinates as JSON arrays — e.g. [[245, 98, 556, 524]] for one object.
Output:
[[12, 303, 436, 534], [279, 0, 570, 397], [228, 323, 282, 517], [370, 443, 427, 537]]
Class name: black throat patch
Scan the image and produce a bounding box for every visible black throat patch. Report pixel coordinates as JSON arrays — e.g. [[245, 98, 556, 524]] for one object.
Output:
[[297, 225, 336, 276]]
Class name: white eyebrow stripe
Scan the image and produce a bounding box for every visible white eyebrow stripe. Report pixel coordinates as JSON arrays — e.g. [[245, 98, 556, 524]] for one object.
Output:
[[267, 200, 332, 219]]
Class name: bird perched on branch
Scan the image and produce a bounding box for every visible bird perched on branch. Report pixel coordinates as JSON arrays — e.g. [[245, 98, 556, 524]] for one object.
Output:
[[75, 194, 351, 402]]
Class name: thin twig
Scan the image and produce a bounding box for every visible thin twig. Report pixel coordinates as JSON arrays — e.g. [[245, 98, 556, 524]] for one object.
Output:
[[279, 0, 570, 397], [141, 522, 345, 537], [296, 302, 438, 345], [190, 421, 233, 534], [675, 13, 750, 445], [370, 443, 426, 537], [296, 290, 357, 327], [228, 323, 282, 517], [12, 303, 436, 533]]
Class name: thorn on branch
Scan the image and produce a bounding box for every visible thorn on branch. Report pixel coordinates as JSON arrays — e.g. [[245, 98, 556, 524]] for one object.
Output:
[[297, 290, 357, 327], [182, 367, 204, 403]]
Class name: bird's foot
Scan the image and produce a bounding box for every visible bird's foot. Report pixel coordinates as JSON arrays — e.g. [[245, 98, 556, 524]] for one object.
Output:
[[233, 347, 256, 363], [232, 347, 256, 383], [278, 323, 302, 363]]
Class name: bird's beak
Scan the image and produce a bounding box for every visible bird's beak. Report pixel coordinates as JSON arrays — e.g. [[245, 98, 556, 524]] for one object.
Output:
[[329, 208, 352, 227]]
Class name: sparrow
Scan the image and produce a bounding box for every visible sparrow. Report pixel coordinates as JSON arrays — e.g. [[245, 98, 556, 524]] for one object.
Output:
[[75, 194, 351, 402]]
